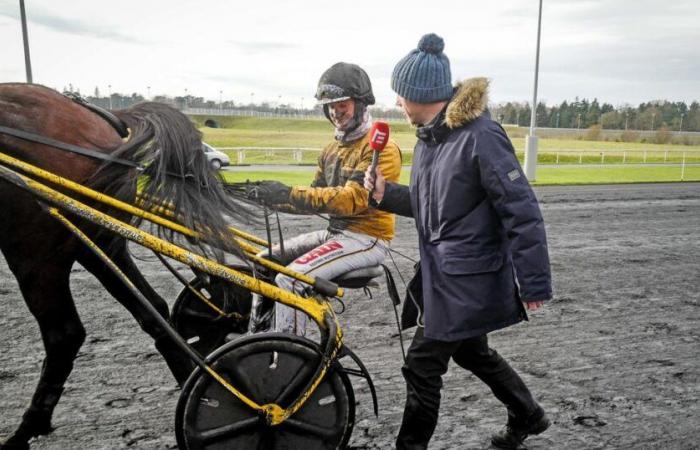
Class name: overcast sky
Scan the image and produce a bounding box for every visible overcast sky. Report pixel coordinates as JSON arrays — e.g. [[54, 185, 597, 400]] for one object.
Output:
[[1, 0, 698, 108]]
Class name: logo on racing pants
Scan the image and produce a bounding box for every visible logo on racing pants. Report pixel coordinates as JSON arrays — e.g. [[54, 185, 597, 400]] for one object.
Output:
[[295, 241, 344, 265]]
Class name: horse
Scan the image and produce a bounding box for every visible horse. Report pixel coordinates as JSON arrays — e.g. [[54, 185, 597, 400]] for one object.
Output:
[[0, 83, 254, 449]]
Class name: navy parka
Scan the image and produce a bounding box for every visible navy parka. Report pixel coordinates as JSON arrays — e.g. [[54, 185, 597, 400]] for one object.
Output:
[[379, 78, 552, 341]]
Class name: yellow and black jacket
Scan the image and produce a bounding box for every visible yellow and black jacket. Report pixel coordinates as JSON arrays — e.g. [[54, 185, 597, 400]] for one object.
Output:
[[287, 132, 402, 240]]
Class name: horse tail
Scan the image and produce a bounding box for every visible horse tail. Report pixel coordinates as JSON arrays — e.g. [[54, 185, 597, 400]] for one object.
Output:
[[96, 102, 257, 257]]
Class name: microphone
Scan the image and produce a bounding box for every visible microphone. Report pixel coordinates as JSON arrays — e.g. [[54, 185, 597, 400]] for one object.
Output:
[[367, 121, 390, 199], [369, 121, 390, 180]]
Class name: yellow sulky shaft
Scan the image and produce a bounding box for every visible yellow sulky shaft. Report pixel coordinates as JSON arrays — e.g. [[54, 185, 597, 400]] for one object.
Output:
[[0, 159, 344, 426], [0, 150, 342, 298]]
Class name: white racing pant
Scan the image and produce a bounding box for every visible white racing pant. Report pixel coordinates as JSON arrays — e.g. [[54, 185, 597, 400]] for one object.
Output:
[[260, 229, 388, 335]]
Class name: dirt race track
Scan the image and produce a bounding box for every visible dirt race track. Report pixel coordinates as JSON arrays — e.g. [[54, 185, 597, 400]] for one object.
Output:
[[1, 183, 699, 449]]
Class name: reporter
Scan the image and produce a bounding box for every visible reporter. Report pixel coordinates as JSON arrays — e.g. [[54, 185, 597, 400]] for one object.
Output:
[[367, 33, 552, 450]]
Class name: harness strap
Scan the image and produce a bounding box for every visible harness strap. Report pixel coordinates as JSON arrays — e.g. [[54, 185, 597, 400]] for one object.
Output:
[[64, 92, 129, 138], [0, 125, 142, 170], [275, 210, 285, 259], [263, 204, 273, 259], [0, 125, 198, 182]]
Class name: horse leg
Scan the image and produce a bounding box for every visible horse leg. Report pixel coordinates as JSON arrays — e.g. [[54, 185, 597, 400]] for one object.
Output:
[[1, 262, 85, 450], [77, 243, 194, 385]]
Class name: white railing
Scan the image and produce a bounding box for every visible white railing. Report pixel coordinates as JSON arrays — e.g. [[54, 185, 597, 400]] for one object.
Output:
[[213, 146, 699, 169], [212, 146, 698, 182], [542, 150, 698, 166], [218, 147, 320, 165]]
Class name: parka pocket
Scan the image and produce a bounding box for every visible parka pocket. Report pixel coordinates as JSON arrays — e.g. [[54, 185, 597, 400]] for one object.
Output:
[[441, 252, 504, 275]]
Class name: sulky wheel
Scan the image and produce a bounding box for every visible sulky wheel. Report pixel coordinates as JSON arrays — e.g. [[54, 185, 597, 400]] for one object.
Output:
[[175, 334, 355, 450], [171, 268, 263, 357]]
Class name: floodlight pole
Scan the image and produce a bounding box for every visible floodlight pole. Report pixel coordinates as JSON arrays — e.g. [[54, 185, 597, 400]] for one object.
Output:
[[524, 0, 543, 181], [19, 0, 33, 83]]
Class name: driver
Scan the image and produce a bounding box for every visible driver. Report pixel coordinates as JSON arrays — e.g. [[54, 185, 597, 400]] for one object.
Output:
[[250, 62, 402, 335]]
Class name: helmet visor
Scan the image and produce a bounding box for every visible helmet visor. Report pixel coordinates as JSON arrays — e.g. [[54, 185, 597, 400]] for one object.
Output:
[[315, 84, 351, 105]]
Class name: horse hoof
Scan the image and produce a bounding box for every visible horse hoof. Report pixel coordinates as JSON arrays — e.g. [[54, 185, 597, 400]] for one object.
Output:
[[0, 437, 30, 450], [32, 421, 53, 437], [21, 410, 54, 437], [1, 412, 54, 450]]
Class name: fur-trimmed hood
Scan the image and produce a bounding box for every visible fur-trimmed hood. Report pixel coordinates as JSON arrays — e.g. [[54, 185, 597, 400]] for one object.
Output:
[[445, 77, 489, 129]]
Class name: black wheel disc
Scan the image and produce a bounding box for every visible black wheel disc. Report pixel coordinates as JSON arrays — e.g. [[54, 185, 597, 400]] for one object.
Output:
[[171, 271, 255, 357], [175, 334, 355, 450]]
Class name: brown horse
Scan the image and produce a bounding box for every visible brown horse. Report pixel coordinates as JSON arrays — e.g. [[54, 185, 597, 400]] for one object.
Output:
[[0, 83, 252, 449]]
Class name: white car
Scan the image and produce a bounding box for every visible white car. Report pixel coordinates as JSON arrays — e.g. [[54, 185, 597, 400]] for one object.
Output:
[[202, 143, 230, 170]]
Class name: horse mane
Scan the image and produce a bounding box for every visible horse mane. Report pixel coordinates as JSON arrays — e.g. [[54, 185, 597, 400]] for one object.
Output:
[[88, 102, 259, 258], [0, 84, 257, 258]]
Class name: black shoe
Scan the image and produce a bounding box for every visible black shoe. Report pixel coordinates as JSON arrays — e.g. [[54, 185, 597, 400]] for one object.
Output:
[[491, 408, 550, 449]]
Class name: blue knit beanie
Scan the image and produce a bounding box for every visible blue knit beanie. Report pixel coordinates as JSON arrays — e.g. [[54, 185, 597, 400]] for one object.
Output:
[[391, 33, 452, 104]]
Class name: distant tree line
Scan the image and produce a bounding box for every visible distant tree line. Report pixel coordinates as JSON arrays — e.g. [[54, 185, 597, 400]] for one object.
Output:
[[76, 88, 319, 115], [493, 98, 699, 132], [68, 86, 698, 132], [71, 86, 407, 119]]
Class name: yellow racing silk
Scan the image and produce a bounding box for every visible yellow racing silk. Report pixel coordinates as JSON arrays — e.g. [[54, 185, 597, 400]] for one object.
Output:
[[288, 132, 402, 240]]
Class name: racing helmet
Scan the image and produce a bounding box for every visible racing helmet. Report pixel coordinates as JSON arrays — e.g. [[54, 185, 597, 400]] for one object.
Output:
[[315, 62, 376, 106]]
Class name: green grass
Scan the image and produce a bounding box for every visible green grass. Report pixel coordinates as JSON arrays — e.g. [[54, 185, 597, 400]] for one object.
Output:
[[199, 115, 700, 185], [195, 115, 700, 166], [195, 115, 700, 148], [220, 165, 700, 186], [194, 115, 419, 149], [533, 165, 700, 184]]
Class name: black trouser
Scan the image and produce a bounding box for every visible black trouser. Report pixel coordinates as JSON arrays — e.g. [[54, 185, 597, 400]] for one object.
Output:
[[396, 327, 539, 450]]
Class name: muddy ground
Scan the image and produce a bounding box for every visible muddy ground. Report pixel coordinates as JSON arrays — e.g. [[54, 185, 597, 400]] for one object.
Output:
[[1, 183, 699, 449]]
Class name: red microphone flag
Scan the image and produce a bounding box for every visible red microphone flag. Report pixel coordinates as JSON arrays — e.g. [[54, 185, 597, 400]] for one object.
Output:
[[368, 121, 390, 193], [369, 121, 390, 152]]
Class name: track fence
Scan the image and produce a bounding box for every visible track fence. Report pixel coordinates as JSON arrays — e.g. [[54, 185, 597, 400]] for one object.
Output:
[[218, 147, 320, 165], [219, 146, 700, 168], [537, 149, 699, 165]]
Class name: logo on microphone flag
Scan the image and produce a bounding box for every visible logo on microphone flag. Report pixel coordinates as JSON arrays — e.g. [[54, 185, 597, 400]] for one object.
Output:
[[371, 129, 387, 147]]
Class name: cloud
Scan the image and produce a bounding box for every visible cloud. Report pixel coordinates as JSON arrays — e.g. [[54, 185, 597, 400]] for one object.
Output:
[[195, 72, 304, 95], [225, 40, 301, 55], [2, 0, 698, 105], [0, 4, 146, 44]]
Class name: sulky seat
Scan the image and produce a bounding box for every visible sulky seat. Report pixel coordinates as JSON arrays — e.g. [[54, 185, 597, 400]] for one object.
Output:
[[332, 266, 384, 289]]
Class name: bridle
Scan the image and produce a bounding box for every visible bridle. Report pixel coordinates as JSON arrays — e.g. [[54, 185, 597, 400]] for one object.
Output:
[[0, 93, 196, 181]]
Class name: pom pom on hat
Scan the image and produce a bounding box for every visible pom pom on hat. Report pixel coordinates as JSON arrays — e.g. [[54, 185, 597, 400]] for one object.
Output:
[[391, 33, 452, 103], [418, 33, 444, 54]]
